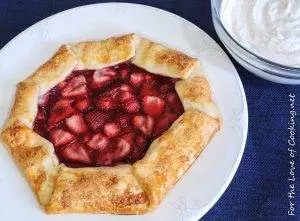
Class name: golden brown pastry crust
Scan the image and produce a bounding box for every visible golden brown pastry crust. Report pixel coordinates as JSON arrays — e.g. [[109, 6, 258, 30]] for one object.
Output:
[[46, 165, 149, 214], [0, 34, 220, 214], [175, 75, 220, 119], [1, 121, 59, 207], [71, 34, 137, 70], [132, 37, 199, 79]]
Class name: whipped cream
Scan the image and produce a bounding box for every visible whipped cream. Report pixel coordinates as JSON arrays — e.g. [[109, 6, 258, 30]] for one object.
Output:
[[220, 0, 300, 68]]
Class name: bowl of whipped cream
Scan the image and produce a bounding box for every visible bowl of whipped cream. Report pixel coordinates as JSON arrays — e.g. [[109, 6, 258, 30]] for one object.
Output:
[[211, 0, 300, 84]]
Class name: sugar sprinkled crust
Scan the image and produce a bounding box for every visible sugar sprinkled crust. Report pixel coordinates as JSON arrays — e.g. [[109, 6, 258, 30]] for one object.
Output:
[[1, 121, 59, 207], [71, 34, 137, 70], [132, 37, 199, 79], [46, 165, 149, 214], [0, 34, 220, 214], [175, 75, 220, 119]]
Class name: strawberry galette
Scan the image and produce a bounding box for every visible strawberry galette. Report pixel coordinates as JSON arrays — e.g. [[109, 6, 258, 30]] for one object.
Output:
[[1, 34, 220, 214]]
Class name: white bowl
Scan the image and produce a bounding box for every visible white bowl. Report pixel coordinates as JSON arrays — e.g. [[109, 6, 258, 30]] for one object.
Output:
[[211, 0, 300, 85]]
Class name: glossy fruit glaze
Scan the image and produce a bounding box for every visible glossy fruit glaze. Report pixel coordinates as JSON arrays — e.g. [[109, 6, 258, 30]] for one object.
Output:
[[33, 62, 184, 167]]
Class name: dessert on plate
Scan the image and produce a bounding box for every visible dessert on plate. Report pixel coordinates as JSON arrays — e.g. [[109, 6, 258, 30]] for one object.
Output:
[[1, 34, 220, 214]]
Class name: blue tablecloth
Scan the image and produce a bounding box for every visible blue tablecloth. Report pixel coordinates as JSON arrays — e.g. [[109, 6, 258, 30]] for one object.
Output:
[[0, 1, 299, 220]]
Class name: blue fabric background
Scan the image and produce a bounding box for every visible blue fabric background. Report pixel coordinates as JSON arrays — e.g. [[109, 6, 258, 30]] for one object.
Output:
[[0, 1, 299, 220]]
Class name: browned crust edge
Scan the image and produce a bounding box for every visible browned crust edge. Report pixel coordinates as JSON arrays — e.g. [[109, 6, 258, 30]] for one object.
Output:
[[175, 74, 221, 119], [0, 34, 220, 214], [1, 121, 59, 207], [132, 36, 199, 79], [45, 165, 150, 214]]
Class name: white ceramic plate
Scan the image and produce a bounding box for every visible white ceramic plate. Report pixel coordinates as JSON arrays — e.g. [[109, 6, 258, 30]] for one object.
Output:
[[0, 3, 248, 221]]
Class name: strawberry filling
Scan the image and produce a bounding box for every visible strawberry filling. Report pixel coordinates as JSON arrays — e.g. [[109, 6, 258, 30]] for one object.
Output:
[[33, 63, 184, 167]]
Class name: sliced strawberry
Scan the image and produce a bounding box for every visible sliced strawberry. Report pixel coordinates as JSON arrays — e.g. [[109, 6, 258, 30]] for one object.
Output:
[[92, 74, 112, 89], [60, 142, 91, 164], [46, 87, 61, 107], [96, 95, 117, 110], [33, 119, 48, 138], [165, 112, 179, 123], [84, 110, 110, 131], [33, 61, 187, 167], [36, 107, 47, 121], [115, 114, 130, 127], [135, 135, 147, 149], [119, 68, 131, 80], [48, 99, 75, 125], [96, 151, 114, 166], [39, 88, 61, 107], [165, 92, 179, 105], [118, 91, 134, 103], [144, 74, 157, 83], [130, 73, 145, 87], [123, 99, 140, 113], [153, 113, 178, 137], [153, 118, 170, 138], [103, 123, 120, 138], [66, 84, 87, 97], [116, 84, 135, 103], [61, 75, 88, 98], [132, 115, 154, 136], [119, 84, 133, 92], [92, 69, 116, 89], [120, 132, 135, 144], [106, 86, 120, 99], [117, 63, 131, 80], [166, 93, 184, 113], [139, 83, 159, 97], [49, 128, 76, 147], [100, 67, 118, 77], [87, 133, 110, 150], [120, 69, 130, 80], [114, 138, 132, 161], [57, 80, 67, 90], [142, 95, 165, 117], [65, 114, 87, 134], [75, 97, 92, 112], [83, 132, 93, 143], [38, 93, 50, 107], [131, 135, 147, 161]]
